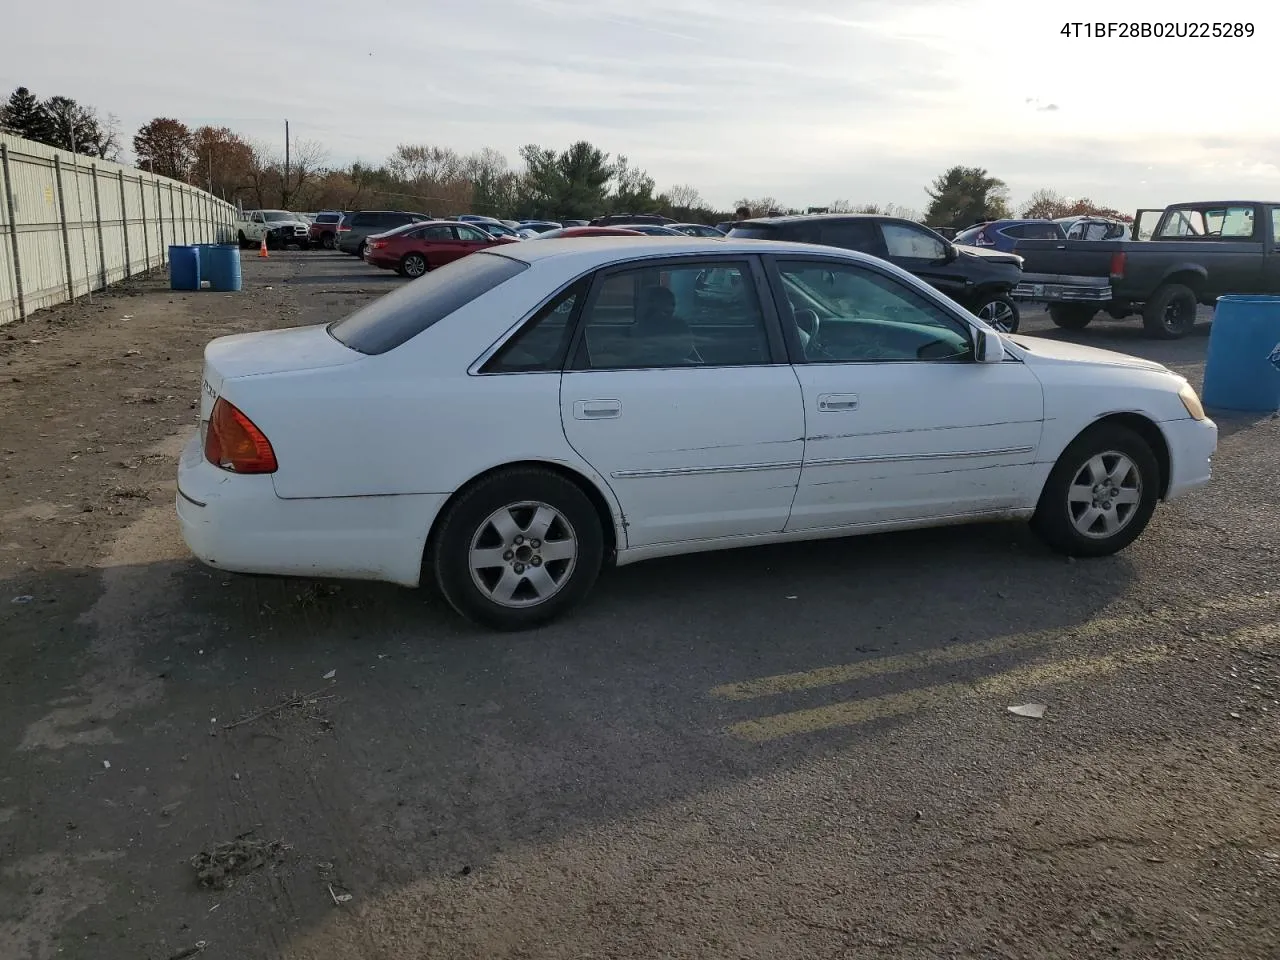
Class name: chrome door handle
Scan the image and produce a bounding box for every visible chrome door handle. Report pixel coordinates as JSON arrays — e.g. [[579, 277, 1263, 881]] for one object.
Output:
[[817, 393, 859, 411], [573, 399, 622, 420]]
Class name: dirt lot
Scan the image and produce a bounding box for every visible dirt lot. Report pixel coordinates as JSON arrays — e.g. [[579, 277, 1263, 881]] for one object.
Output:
[[1, 252, 1278, 960]]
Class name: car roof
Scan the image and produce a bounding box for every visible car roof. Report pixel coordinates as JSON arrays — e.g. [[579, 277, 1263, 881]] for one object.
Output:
[[489, 235, 893, 269]]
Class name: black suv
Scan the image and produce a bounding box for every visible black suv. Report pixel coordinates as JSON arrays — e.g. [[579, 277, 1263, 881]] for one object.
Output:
[[337, 211, 433, 256], [728, 215, 1024, 332], [588, 214, 677, 227]]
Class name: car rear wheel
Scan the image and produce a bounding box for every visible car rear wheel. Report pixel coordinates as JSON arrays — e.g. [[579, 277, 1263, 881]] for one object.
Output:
[[1031, 423, 1159, 557], [1142, 283, 1198, 339], [430, 468, 604, 631], [975, 294, 1020, 333], [401, 253, 428, 278], [321, 233, 335, 250], [1048, 304, 1098, 329]]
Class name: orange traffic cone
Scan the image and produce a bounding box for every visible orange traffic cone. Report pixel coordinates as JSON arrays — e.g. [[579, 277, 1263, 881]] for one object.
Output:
[[258, 235, 269, 258]]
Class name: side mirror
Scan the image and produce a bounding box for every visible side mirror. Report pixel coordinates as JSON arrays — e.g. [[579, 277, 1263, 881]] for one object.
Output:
[[975, 329, 1005, 364]]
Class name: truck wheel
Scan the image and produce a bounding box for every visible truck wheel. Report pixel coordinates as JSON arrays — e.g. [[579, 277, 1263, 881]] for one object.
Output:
[[237, 231, 250, 250], [1048, 305, 1097, 330], [1142, 284, 1198, 339], [975, 294, 1020, 333]]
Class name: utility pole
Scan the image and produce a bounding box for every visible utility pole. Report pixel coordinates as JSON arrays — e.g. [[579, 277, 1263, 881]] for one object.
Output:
[[283, 118, 290, 208]]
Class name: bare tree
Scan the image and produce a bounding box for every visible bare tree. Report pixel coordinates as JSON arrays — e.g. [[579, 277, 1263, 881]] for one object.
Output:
[[282, 137, 328, 209], [665, 183, 703, 210], [389, 144, 465, 185]]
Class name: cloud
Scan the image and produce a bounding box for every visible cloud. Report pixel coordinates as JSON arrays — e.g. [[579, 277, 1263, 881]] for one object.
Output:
[[0, 0, 1274, 213]]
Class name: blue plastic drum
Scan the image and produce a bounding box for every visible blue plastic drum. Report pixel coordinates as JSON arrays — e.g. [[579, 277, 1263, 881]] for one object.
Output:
[[199, 244, 243, 292], [168, 245, 200, 291], [1202, 295, 1280, 412]]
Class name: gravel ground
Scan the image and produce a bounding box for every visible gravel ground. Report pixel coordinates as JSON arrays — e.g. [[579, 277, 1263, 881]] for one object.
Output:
[[0, 252, 1277, 960]]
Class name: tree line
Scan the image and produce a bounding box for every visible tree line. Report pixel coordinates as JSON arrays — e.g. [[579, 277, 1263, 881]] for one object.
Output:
[[1, 86, 1131, 228]]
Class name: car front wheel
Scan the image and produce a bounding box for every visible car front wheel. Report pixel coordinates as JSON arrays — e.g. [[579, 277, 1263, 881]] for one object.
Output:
[[975, 294, 1020, 333], [430, 468, 605, 630], [1032, 423, 1160, 557]]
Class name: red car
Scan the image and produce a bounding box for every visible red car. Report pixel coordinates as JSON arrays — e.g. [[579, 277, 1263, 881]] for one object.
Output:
[[364, 221, 518, 277], [534, 226, 644, 238]]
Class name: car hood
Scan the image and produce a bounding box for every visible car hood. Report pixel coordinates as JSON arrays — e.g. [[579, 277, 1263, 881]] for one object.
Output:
[[955, 244, 1022, 267], [1007, 335, 1170, 373]]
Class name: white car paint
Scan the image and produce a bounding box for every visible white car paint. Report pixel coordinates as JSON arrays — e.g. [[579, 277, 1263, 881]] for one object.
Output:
[[177, 236, 1217, 595], [234, 209, 311, 245]]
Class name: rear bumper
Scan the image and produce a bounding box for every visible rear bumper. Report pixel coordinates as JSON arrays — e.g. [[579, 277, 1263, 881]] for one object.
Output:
[[175, 434, 448, 587], [1013, 274, 1113, 303], [1162, 416, 1217, 501], [364, 253, 397, 269]]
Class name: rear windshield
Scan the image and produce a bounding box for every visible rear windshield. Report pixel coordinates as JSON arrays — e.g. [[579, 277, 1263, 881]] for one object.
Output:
[[315, 213, 342, 224], [328, 252, 529, 355]]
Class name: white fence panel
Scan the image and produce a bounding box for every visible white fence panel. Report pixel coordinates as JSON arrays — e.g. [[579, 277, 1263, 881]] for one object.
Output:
[[0, 133, 237, 326]]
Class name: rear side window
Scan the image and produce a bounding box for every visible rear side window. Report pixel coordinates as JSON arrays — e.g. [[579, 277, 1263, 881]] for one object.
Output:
[[352, 213, 375, 227], [1009, 223, 1063, 240], [816, 221, 879, 251], [328, 253, 529, 355], [316, 213, 341, 224], [726, 225, 780, 241]]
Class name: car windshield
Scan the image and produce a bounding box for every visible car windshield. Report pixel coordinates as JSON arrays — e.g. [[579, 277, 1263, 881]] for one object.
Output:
[[315, 213, 342, 223]]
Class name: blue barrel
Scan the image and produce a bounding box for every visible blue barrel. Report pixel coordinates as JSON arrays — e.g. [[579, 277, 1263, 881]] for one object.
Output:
[[199, 244, 243, 292], [1202, 295, 1280, 412], [168, 245, 200, 291]]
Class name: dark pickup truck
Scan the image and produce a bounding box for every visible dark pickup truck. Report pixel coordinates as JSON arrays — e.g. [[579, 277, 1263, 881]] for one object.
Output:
[[1011, 200, 1280, 339]]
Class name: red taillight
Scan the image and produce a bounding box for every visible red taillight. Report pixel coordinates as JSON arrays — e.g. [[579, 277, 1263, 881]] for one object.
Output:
[[337, 223, 350, 232], [1109, 252, 1126, 277], [370, 240, 387, 249], [204, 398, 277, 474]]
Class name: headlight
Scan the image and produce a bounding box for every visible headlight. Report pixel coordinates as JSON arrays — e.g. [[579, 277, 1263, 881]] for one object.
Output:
[[1178, 382, 1207, 420]]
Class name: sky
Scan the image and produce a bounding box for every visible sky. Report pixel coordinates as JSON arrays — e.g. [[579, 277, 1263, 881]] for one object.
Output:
[[3, 0, 1275, 214]]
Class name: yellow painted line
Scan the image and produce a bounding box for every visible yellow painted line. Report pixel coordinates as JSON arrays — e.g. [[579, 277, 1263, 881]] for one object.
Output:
[[726, 623, 1277, 742], [710, 593, 1279, 702]]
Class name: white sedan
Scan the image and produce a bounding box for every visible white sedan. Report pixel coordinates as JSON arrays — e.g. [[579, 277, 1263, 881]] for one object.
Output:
[[177, 237, 1217, 630]]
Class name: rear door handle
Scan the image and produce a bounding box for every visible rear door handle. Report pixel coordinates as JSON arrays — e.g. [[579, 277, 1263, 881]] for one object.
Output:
[[573, 399, 622, 420], [817, 393, 859, 412]]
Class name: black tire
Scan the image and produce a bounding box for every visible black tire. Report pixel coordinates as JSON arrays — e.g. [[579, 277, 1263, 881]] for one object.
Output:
[[429, 468, 605, 630], [1142, 283, 1198, 340], [237, 231, 250, 250], [401, 253, 428, 278], [322, 233, 335, 250], [357, 240, 368, 259], [974, 294, 1020, 333], [1031, 423, 1160, 558], [1048, 304, 1097, 330]]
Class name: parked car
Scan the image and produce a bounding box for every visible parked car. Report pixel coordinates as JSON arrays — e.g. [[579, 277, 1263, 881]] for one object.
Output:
[[1012, 200, 1280, 338], [533, 227, 646, 239], [474, 222, 523, 240], [363, 221, 519, 277], [515, 227, 542, 239], [954, 219, 1065, 252], [589, 214, 677, 227], [337, 211, 434, 256], [179, 236, 1215, 630], [728, 214, 1024, 333], [670, 223, 727, 238], [308, 211, 348, 249], [234, 210, 312, 250], [610, 223, 687, 236], [518, 220, 563, 233], [560, 219, 590, 228], [1055, 216, 1131, 241]]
